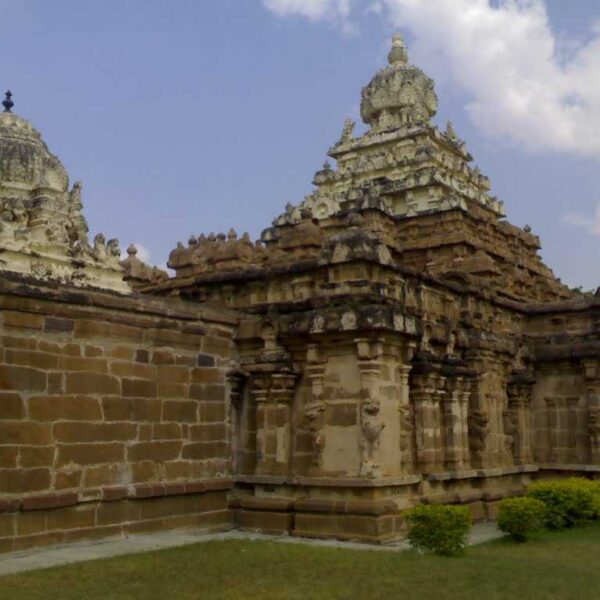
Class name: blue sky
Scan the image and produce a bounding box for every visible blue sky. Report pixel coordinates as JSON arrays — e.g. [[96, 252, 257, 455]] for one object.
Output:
[[1, 0, 598, 288]]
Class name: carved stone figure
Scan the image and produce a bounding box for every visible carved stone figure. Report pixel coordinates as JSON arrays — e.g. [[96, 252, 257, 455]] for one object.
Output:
[[304, 402, 326, 468], [503, 408, 518, 458], [399, 403, 413, 457], [468, 410, 488, 463], [93, 233, 107, 261], [107, 238, 120, 257], [445, 121, 458, 143], [0, 198, 28, 243], [359, 399, 385, 478], [338, 118, 355, 144]]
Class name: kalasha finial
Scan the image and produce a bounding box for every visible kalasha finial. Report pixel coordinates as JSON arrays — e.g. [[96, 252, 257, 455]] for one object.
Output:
[[2, 90, 14, 113], [388, 33, 408, 66]]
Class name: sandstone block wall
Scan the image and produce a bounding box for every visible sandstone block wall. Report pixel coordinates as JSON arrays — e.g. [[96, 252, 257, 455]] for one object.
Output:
[[0, 278, 237, 552]]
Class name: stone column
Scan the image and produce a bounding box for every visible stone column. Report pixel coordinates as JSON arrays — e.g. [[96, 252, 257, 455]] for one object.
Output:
[[583, 360, 600, 464], [545, 397, 559, 463], [398, 364, 414, 472], [459, 380, 472, 468], [433, 376, 447, 468], [355, 338, 385, 478], [467, 384, 488, 469], [303, 344, 327, 473], [411, 371, 445, 472], [506, 376, 534, 465], [567, 397, 579, 463], [443, 376, 471, 471], [226, 368, 248, 474], [249, 369, 298, 477]]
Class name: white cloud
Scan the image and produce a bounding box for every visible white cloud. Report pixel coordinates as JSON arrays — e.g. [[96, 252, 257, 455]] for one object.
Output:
[[563, 203, 600, 236], [263, 0, 353, 27], [262, 0, 600, 157], [121, 243, 152, 264]]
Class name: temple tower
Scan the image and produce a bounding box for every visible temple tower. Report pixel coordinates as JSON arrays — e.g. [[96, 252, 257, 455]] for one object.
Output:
[[0, 91, 130, 292]]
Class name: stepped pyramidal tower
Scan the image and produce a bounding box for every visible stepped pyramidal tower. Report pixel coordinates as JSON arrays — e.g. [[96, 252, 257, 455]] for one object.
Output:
[[161, 34, 570, 304]]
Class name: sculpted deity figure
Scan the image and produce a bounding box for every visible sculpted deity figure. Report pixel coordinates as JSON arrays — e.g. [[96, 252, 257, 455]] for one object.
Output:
[[468, 409, 488, 464], [337, 118, 355, 145], [0, 198, 29, 243], [107, 238, 120, 257], [93, 233, 107, 261], [446, 331, 457, 357], [445, 121, 458, 143], [304, 402, 326, 468], [69, 181, 82, 206], [359, 398, 385, 478], [398, 403, 413, 456], [503, 408, 518, 458], [11, 199, 27, 227]]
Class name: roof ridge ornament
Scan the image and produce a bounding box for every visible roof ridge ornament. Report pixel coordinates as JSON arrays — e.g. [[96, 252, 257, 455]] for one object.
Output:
[[2, 90, 14, 113], [388, 32, 408, 66]]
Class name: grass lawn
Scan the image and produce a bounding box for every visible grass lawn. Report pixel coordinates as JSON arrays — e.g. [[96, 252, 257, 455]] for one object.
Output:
[[2, 524, 600, 600]]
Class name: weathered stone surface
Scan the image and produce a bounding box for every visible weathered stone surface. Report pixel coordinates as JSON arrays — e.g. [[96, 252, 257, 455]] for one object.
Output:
[[0, 33, 597, 552], [0, 273, 235, 552], [0, 105, 130, 292], [139, 33, 596, 545]]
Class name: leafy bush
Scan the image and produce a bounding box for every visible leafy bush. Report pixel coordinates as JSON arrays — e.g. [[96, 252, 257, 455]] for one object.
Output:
[[406, 504, 472, 556], [497, 497, 546, 542], [526, 478, 600, 529]]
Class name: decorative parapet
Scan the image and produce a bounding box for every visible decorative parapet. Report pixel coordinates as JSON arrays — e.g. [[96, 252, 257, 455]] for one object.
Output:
[[121, 244, 168, 289]]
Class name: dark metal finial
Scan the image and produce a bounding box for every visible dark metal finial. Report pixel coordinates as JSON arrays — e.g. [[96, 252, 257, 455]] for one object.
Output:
[[2, 90, 14, 113]]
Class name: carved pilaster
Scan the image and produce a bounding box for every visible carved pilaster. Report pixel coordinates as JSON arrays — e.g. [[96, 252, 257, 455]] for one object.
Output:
[[411, 370, 446, 472], [355, 338, 385, 478], [227, 368, 247, 407], [444, 376, 471, 470], [226, 367, 248, 474], [397, 364, 414, 470], [249, 368, 298, 476], [467, 383, 488, 469], [582, 360, 600, 464], [545, 397, 559, 463], [411, 352, 475, 473], [303, 344, 327, 472], [506, 373, 535, 465]]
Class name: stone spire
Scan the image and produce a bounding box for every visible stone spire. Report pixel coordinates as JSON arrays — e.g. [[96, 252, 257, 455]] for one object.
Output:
[[387, 32, 408, 66], [267, 31, 504, 230], [0, 97, 130, 293], [360, 33, 438, 131]]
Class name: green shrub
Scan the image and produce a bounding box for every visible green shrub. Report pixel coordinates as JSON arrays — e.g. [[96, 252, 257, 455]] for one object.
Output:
[[497, 497, 546, 542], [526, 478, 600, 529], [406, 504, 472, 556]]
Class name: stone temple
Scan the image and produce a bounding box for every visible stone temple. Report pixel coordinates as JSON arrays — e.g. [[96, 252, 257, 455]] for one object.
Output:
[[0, 35, 598, 549]]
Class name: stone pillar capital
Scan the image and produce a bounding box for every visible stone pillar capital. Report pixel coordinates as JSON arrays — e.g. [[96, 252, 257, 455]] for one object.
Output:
[[248, 367, 299, 404]]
